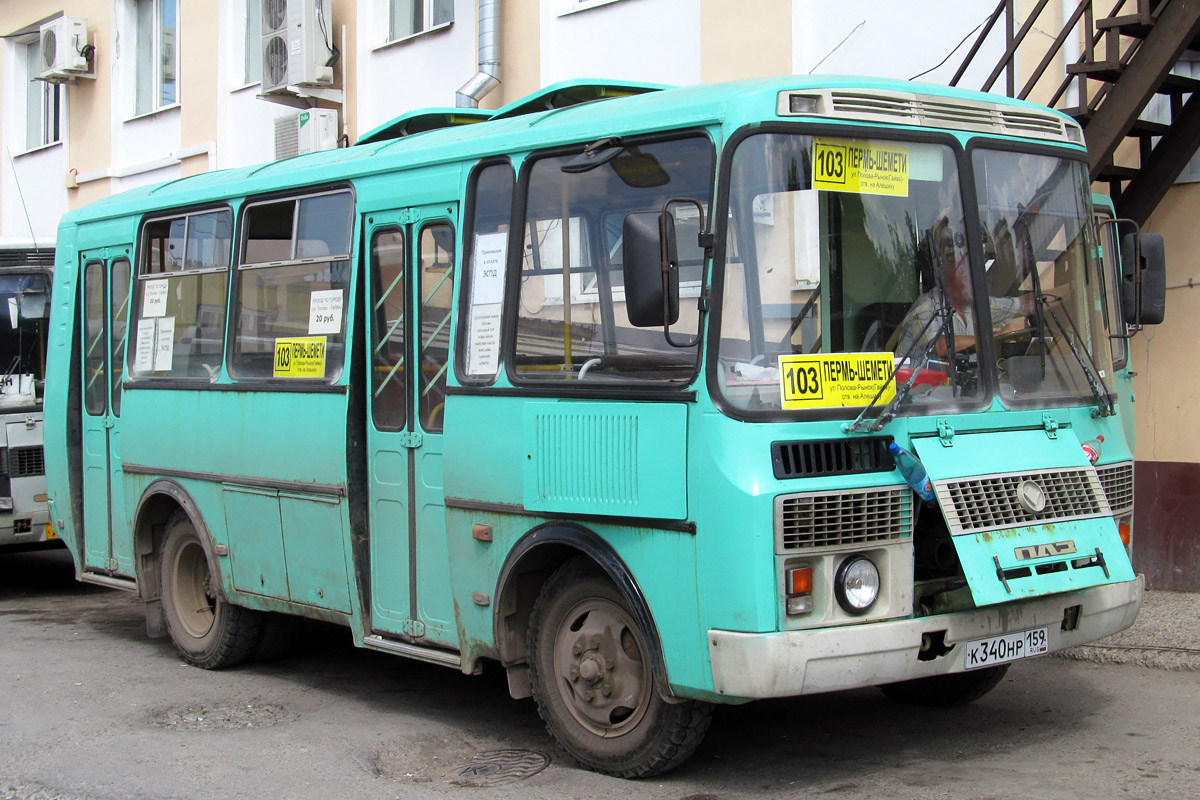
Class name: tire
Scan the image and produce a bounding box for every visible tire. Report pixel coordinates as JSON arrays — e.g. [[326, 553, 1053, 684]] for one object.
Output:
[[160, 512, 262, 669], [527, 559, 713, 778], [879, 664, 1009, 708]]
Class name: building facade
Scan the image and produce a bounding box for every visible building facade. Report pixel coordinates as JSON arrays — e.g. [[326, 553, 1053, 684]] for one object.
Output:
[[2, 0, 1196, 588]]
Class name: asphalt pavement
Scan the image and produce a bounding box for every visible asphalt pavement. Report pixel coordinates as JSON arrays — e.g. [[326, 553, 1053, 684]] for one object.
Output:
[[1059, 587, 1200, 671]]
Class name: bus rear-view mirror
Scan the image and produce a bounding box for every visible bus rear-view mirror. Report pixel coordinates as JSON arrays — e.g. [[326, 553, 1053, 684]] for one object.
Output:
[[1120, 232, 1166, 325], [622, 211, 680, 327]]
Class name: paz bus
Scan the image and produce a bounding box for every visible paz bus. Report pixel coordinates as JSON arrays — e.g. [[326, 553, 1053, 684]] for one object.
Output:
[[0, 240, 54, 551], [44, 76, 1164, 778]]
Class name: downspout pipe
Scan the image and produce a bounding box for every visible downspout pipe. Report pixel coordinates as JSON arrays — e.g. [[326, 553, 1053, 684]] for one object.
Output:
[[456, 0, 500, 107]]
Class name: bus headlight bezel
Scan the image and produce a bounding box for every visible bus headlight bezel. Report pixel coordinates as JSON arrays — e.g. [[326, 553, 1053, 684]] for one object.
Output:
[[834, 555, 881, 615]]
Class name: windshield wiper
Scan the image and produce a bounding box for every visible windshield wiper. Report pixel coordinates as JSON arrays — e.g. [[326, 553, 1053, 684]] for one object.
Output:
[[844, 297, 955, 433], [1038, 294, 1115, 417]]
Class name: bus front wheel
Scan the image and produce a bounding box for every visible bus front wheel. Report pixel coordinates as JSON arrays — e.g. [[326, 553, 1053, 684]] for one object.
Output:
[[527, 559, 712, 778], [160, 513, 262, 669]]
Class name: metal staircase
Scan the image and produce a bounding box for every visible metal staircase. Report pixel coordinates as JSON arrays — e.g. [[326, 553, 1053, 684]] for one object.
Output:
[[951, 0, 1200, 224]]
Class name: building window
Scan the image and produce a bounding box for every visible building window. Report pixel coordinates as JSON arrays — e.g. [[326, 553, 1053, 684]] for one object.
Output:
[[134, 0, 178, 115], [21, 39, 61, 150], [389, 0, 453, 41], [246, 0, 262, 85]]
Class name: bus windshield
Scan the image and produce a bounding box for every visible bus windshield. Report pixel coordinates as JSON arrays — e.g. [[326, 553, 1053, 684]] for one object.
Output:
[[715, 133, 1110, 416], [0, 271, 50, 410]]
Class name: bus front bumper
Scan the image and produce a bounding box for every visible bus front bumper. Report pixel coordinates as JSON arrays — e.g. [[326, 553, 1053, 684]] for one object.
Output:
[[707, 576, 1142, 699]]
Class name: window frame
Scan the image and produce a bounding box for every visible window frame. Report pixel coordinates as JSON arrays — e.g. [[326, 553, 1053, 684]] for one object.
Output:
[[130, 204, 235, 383], [381, 0, 454, 47], [14, 34, 63, 153], [229, 186, 356, 384], [132, 0, 179, 118]]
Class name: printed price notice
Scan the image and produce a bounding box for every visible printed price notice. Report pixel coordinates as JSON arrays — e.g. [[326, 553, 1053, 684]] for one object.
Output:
[[813, 138, 910, 197], [779, 352, 896, 409]]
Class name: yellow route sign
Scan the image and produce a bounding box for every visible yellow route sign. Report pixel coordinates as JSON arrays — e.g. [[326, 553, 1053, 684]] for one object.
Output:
[[813, 138, 910, 197], [274, 336, 327, 378], [779, 352, 896, 409]]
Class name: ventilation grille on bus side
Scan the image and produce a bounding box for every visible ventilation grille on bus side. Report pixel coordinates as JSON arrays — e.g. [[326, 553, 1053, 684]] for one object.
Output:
[[935, 467, 1109, 536], [1096, 461, 1134, 515], [771, 437, 894, 479], [775, 486, 913, 552], [827, 91, 1070, 139]]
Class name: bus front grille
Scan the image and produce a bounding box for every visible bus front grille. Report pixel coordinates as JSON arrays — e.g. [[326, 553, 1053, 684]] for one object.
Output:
[[775, 486, 913, 552], [771, 437, 894, 479], [935, 467, 1110, 536], [8, 446, 45, 478], [1096, 461, 1135, 515]]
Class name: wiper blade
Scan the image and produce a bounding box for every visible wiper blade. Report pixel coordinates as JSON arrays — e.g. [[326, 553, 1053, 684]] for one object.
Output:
[[1039, 294, 1115, 417], [843, 300, 953, 433]]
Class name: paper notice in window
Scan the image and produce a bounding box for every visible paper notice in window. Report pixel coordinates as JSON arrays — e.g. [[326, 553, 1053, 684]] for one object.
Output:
[[154, 317, 175, 372], [308, 290, 343, 335], [142, 280, 169, 317], [472, 232, 507, 305], [134, 319, 155, 372], [466, 232, 507, 375]]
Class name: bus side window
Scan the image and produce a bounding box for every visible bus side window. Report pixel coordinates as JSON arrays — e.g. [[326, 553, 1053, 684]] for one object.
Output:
[[371, 229, 407, 431], [83, 261, 107, 414], [419, 223, 454, 432], [132, 209, 232, 380], [233, 190, 353, 381], [459, 162, 514, 383]]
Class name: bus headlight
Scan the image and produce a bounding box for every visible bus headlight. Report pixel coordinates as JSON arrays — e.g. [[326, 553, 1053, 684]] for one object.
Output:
[[834, 556, 880, 615]]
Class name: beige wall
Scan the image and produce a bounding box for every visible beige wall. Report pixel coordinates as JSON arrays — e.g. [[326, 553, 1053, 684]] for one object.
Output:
[[179, 0, 218, 178], [701, 0, 791, 83], [494, 0, 540, 109], [1132, 182, 1200, 463]]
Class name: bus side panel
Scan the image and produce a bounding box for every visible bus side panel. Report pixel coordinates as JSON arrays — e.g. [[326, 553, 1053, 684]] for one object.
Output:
[[443, 394, 710, 696], [120, 388, 358, 621]]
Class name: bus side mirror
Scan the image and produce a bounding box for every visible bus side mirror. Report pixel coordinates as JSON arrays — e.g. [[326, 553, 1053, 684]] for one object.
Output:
[[622, 211, 680, 327], [1120, 232, 1166, 325]]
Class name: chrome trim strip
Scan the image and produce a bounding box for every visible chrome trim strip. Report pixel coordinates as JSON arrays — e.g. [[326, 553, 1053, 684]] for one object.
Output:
[[122, 463, 346, 497], [363, 635, 462, 668], [80, 572, 138, 592]]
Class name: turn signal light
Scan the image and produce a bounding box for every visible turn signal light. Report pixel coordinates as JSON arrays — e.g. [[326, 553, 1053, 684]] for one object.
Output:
[[1118, 522, 1131, 546], [786, 566, 813, 595]]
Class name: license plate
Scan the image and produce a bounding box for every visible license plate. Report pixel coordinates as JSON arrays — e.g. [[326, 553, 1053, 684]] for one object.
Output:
[[964, 627, 1048, 669]]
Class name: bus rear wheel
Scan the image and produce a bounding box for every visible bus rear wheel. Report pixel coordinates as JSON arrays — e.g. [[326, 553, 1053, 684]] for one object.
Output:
[[160, 513, 261, 669], [527, 559, 712, 778], [879, 664, 1009, 707]]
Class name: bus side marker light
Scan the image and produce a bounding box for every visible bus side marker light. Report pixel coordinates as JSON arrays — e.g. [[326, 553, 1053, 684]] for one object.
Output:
[[472, 523, 493, 542], [1118, 522, 1131, 547], [472, 592, 490, 607]]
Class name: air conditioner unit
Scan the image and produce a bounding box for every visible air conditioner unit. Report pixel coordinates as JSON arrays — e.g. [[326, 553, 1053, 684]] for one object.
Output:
[[39, 17, 90, 81], [261, 0, 334, 95], [275, 109, 338, 160]]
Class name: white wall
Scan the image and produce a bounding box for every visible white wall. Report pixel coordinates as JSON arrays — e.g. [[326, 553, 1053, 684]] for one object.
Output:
[[1, 42, 67, 241], [540, 0, 703, 87], [355, 0, 479, 135], [793, 0, 1005, 90]]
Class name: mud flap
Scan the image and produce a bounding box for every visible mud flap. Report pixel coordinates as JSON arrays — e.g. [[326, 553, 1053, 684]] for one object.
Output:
[[912, 430, 1134, 608]]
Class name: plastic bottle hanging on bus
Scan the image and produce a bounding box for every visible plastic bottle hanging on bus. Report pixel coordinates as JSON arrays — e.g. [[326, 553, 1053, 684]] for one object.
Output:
[[1082, 434, 1104, 465], [889, 442, 936, 502]]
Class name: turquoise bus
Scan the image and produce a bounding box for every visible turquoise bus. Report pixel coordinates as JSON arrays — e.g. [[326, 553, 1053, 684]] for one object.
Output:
[[44, 76, 1164, 778]]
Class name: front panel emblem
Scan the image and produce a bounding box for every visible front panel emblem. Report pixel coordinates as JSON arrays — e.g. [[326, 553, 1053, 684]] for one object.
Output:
[[1016, 479, 1047, 513], [1014, 540, 1078, 561]]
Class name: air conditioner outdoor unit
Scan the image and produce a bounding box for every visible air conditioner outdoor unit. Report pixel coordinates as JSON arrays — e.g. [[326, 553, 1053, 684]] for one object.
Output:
[[39, 16, 91, 81], [274, 109, 338, 160], [261, 0, 334, 95]]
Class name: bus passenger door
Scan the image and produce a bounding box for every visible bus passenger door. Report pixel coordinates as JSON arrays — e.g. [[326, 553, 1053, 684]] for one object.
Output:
[[80, 254, 134, 575], [365, 206, 458, 647]]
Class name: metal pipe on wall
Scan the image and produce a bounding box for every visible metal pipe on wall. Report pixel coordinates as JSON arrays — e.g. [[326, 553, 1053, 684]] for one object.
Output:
[[456, 0, 500, 108]]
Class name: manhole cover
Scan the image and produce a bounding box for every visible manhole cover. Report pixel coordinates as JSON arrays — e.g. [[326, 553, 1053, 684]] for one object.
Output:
[[449, 749, 550, 787], [148, 701, 295, 730]]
